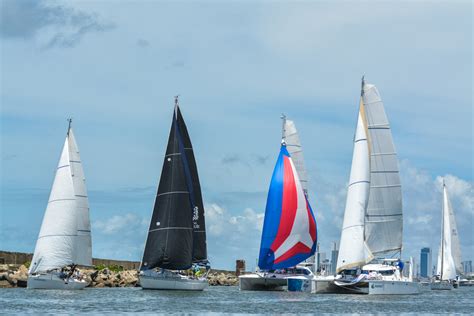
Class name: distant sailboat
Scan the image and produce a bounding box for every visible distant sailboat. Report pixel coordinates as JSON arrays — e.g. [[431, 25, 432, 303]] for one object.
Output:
[[28, 120, 92, 290], [139, 96, 209, 291], [432, 182, 459, 290], [334, 78, 419, 295], [239, 117, 317, 291]]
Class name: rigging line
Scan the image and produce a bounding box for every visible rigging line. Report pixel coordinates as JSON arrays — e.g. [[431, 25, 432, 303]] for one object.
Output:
[[149, 227, 193, 233], [156, 191, 189, 197], [48, 198, 75, 203], [348, 180, 370, 188]]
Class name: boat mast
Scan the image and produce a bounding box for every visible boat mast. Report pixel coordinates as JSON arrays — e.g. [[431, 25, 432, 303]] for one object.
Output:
[[441, 179, 445, 280], [281, 114, 286, 143], [67, 118, 72, 136]]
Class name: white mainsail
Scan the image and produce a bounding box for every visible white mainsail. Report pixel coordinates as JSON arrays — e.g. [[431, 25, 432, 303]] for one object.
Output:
[[336, 100, 373, 272], [29, 125, 92, 274], [446, 186, 463, 275], [362, 82, 403, 256], [436, 184, 457, 280], [282, 116, 308, 196], [68, 129, 92, 266]]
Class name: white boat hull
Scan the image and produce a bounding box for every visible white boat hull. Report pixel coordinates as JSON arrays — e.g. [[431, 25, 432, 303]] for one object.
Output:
[[139, 275, 208, 291], [431, 281, 453, 290], [368, 280, 421, 295], [239, 273, 287, 291], [27, 273, 88, 290]]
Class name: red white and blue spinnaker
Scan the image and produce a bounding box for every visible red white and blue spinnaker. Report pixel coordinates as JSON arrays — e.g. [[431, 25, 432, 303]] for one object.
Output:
[[258, 143, 317, 270]]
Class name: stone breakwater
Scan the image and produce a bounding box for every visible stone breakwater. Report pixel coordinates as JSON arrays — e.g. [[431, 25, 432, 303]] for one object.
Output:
[[0, 265, 239, 288]]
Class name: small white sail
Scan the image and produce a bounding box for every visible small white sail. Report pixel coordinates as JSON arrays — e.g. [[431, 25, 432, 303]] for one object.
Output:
[[336, 101, 373, 272], [68, 129, 92, 267], [436, 185, 457, 280], [446, 187, 463, 275], [30, 126, 92, 274], [282, 117, 308, 195], [362, 83, 403, 256], [30, 137, 77, 274]]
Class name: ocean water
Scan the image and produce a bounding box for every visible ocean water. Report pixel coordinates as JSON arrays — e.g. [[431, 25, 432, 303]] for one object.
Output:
[[1, 286, 473, 315]]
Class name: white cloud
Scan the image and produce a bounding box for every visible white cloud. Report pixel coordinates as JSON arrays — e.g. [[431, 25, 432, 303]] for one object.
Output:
[[206, 203, 264, 236], [93, 212, 147, 235]]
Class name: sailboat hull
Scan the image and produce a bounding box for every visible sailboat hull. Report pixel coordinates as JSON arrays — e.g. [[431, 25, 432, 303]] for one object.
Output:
[[431, 281, 453, 290], [27, 273, 88, 290], [368, 280, 421, 295], [139, 275, 208, 291]]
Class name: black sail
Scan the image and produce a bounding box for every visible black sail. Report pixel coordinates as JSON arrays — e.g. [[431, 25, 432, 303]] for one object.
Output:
[[141, 106, 193, 270], [176, 107, 208, 263], [141, 103, 207, 271]]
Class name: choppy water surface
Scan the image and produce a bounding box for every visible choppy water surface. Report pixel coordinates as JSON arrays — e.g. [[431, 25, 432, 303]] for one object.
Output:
[[1, 286, 473, 314]]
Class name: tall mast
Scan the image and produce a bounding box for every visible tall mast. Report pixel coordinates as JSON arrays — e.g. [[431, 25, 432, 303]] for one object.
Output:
[[174, 95, 180, 116], [67, 118, 72, 136], [360, 75, 365, 96], [281, 114, 286, 142]]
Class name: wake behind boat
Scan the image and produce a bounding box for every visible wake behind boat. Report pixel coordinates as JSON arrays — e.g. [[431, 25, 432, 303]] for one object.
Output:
[[28, 120, 92, 290], [139, 97, 209, 291], [239, 117, 318, 291]]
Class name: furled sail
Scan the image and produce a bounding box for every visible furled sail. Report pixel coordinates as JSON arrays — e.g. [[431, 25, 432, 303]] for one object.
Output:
[[30, 124, 92, 274], [258, 143, 317, 270], [282, 116, 308, 196], [436, 184, 457, 280], [141, 99, 207, 271], [362, 81, 403, 256], [336, 100, 373, 272]]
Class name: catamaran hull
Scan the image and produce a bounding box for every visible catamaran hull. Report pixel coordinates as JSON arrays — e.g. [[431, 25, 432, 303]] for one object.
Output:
[[139, 275, 208, 291], [368, 280, 421, 295], [431, 281, 453, 290], [239, 274, 287, 291], [27, 274, 88, 290]]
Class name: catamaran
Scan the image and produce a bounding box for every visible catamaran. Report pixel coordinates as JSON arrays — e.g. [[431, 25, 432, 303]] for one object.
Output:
[[432, 182, 461, 290], [333, 78, 420, 295], [28, 120, 92, 290], [239, 117, 317, 291], [139, 97, 210, 291]]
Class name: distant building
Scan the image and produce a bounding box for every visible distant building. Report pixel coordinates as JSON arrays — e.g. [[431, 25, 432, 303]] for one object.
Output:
[[420, 247, 432, 278], [462, 261, 472, 274], [330, 242, 339, 275], [315, 243, 321, 272]]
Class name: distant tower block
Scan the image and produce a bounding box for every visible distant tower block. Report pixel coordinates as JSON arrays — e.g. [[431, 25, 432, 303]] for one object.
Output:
[[236, 259, 246, 276]]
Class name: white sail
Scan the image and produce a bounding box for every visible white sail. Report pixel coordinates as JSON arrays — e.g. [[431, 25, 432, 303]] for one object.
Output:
[[436, 185, 457, 280], [336, 102, 373, 272], [30, 126, 92, 274], [445, 186, 463, 275], [282, 117, 308, 195], [68, 129, 92, 266], [30, 137, 77, 274], [362, 83, 403, 255]]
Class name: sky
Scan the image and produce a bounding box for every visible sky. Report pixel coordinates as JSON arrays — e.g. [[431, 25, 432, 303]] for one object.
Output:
[[0, 0, 472, 271]]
